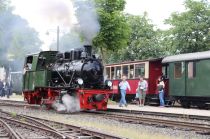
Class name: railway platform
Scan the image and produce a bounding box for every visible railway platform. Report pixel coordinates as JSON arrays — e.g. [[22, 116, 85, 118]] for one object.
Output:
[[0, 94, 24, 101], [108, 104, 210, 117]]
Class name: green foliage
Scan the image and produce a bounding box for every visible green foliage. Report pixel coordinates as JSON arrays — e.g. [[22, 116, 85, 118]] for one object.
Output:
[[107, 13, 164, 63], [165, 0, 210, 53], [93, 0, 130, 62], [10, 112, 17, 117], [0, 0, 9, 12]]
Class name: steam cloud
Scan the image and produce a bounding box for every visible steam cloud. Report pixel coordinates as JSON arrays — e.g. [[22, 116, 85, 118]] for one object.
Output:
[[73, 0, 100, 44], [52, 94, 80, 113], [49, 0, 101, 51], [36, 0, 74, 27]]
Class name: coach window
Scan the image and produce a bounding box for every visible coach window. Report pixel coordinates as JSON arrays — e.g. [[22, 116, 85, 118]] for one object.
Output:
[[106, 67, 110, 79], [188, 62, 196, 79], [174, 62, 182, 78], [130, 65, 134, 79], [123, 65, 128, 77], [111, 67, 115, 79], [116, 66, 121, 79], [135, 64, 145, 78], [162, 64, 169, 79]]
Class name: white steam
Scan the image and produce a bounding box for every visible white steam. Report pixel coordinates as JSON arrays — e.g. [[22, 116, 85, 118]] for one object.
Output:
[[34, 0, 74, 27], [52, 94, 80, 113], [73, 0, 100, 44]]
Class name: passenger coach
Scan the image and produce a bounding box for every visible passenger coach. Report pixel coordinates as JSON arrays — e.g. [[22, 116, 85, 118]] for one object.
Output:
[[105, 58, 169, 104], [162, 51, 210, 108]]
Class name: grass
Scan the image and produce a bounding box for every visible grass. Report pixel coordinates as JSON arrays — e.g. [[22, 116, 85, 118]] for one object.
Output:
[[108, 99, 118, 105], [10, 112, 17, 117]]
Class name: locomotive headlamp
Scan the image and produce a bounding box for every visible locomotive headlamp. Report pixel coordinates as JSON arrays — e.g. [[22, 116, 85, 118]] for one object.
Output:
[[107, 81, 112, 87], [77, 78, 84, 85]]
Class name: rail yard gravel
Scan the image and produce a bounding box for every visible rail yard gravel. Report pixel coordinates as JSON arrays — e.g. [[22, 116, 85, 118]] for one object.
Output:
[[1, 106, 210, 139]]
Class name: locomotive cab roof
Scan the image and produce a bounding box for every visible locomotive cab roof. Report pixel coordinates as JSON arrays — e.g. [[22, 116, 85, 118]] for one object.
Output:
[[26, 51, 58, 56], [162, 51, 210, 63]]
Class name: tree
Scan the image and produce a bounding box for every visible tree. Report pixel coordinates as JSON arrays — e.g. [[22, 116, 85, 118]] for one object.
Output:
[[107, 13, 164, 63], [93, 0, 130, 63], [165, 0, 210, 53], [0, 8, 42, 70], [0, 0, 9, 11]]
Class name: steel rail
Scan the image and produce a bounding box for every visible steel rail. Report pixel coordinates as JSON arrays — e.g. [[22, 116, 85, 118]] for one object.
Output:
[[0, 119, 23, 139], [83, 111, 210, 134], [21, 114, 124, 139], [1, 99, 210, 122], [0, 110, 124, 139], [107, 108, 210, 121], [0, 116, 66, 139]]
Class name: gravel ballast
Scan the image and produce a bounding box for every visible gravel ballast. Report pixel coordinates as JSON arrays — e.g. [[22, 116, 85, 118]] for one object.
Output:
[[1, 106, 210, 139]]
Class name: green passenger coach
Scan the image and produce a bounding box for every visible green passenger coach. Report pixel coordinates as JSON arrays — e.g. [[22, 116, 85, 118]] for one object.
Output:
[[162, 51, 210, 108]]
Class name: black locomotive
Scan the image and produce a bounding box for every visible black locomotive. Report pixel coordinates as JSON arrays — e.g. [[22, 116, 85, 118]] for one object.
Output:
[[23, 45, 111, 110], [49, 45, 104, 88]]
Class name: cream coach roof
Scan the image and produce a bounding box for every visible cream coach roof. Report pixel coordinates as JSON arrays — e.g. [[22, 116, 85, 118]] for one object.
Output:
[[162, 51, 210, 63]]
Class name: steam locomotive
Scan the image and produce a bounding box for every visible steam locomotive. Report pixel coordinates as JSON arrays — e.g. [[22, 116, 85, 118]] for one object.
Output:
[[23, 45, 112, 111]]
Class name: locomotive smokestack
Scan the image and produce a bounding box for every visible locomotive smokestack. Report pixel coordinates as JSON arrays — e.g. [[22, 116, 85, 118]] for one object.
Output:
[[84, 45, 92, 56]]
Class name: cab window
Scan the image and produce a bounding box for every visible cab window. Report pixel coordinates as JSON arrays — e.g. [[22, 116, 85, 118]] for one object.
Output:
[[135, 64, 145, 78], [25, 56, 33, 70]]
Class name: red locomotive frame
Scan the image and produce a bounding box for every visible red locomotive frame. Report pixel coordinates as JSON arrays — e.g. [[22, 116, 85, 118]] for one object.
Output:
[[23, 88, 111, 110]]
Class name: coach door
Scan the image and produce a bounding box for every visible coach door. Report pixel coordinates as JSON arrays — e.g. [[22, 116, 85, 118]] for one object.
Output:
[[170, 62, 186, 96]]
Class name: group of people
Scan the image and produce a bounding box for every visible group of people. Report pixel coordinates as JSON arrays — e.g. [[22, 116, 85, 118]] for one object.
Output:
[[119, 75, 165, 107], [0, 79, 12, 98]]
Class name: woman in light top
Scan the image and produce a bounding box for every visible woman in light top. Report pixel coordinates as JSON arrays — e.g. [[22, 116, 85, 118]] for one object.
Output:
[[136, 76, 148, 106]]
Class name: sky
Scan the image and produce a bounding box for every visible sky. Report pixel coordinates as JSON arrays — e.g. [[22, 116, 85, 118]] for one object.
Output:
[[10, 0, 187, 50], [124, 0, 186, 29]]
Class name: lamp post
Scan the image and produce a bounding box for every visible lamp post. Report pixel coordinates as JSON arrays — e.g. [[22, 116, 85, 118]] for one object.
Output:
[[46, 25, 60, 51], [56, 26, 59, 51]]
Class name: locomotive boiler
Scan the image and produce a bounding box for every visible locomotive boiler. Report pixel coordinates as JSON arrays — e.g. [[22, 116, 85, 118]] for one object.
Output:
[[50, 45, 104, 88], [23, 45, 112, 111]]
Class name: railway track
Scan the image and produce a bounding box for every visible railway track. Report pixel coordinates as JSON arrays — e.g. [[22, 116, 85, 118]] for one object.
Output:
[[0, 99, 41, 109], [83, 110, 210, 134], [1, 99, 210, 135], [1, 99, 210, 121], [107, 108, 210, 121], [0, 110, 124, 139]]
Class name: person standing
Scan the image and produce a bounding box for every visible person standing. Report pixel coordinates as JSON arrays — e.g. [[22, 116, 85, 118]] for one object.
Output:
[[0, 80, 3, 97], [119, 75, 131, 107], [157, 76, 165, 107], [2, 80, 7, 97], [6, 81, 12, 98], [136, 76, 148, 106]]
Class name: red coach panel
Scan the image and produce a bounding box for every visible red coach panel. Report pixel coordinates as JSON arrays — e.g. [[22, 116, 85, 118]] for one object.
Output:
[[106, 58, 164, 99]]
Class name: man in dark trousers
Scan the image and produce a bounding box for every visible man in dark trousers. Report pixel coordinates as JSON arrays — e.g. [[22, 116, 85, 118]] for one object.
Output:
[[0, 80, 3, 97], [6, 81, 12, 98]]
